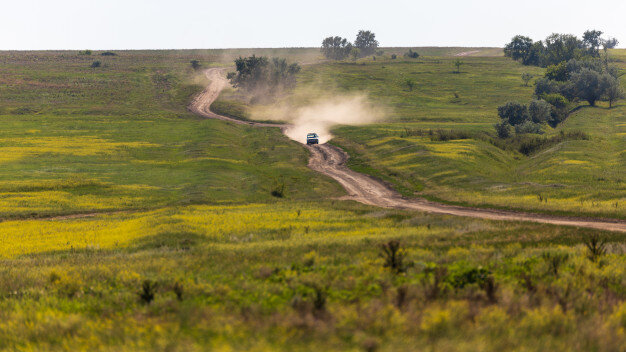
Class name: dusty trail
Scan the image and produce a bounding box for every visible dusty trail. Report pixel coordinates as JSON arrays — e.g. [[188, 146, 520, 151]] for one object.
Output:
[[191, 68, 626, 233]]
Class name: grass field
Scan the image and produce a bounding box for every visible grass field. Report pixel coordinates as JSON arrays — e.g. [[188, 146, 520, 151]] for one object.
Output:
[[223, 50, 626, 218], [1, 48, 625, 351], [0, 50, 341, 219], [1, 202, 626, 351]]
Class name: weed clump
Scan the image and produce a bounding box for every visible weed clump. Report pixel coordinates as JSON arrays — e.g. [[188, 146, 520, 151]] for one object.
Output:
[[139, 279, 157, 304], [380, 240, 408, 274], [584, 234, 607, 263]]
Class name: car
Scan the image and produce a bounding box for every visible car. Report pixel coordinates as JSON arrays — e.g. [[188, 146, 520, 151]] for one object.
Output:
[[306, 133, 319, 145]]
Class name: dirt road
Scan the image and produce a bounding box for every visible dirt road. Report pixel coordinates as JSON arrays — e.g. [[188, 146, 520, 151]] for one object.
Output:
[[191, 68, 626, 233]]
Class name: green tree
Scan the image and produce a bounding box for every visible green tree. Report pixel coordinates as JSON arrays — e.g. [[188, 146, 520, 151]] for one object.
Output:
[[494, 121, 512, 138], [542, 33, 584, 66], [404, 78, 415, 91], [521, 73, 534, 86], [504, 35, 534, 64], [190, 60, 201, 70], [601, 75, 624, 108], [321, 36, 352, 60], [453, 59, 463, 73], [227, 56, 300, 96], [569, 68, 605, 106], [528, 99, 552, 123], [583, 30, 603, 57], [354, 30, 379, 57], [498, 101, 528, 125], [404, 49, 419, 59], [349, 47, 360, 61]]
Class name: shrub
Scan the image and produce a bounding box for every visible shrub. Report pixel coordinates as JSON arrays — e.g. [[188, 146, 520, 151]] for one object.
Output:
[[521, 72, 534, 86], [380, 240, 408, 274], [101, 51, 117, 56], [271, 178, 285, 198], [78, 49, 92, 55], [584, 234, 607, 263], [139, 279, 157, 304], [541, 252, 569, 277], [494, 121, 512, 138], [172, 281, 184, 301], [515, 121, 543, 135], [190, 60, 201, 70], [90, 61, 101, 68], [498, 101, 528, 125], [528, 99, 552, 123], [391, 54, 397, 60], [404, 49, 419, 59]]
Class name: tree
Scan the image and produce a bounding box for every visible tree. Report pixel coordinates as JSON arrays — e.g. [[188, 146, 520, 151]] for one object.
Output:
[[542, 93, 569, 127], [227, 55, 300, 97], [521, 73, 534, 86], [603, 37, 619, 50], [190, 60, 201, 70], [601, 75, 624, 108], [321, 36, 352, 60], [453, 59, 463, 73], [404, 78, 415, 91], [545, 62, 568, 81], [349, 47, 360, 61], [494, 121, 512, 138], [354, 30, 379, 57], [498, 101, 528, 125], [583, 30, 603, 57], [542, 33, 584, 66], [504, 35, 534, 64], [229, 55, 269, 92], [569, 68, 605, 106], [528, 99, 552, 123], [404, 49, 419, 58]]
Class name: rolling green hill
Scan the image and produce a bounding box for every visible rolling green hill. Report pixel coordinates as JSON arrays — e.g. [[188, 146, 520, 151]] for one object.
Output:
[[226, 51, 626, 218], [0, 48, 625, 351]]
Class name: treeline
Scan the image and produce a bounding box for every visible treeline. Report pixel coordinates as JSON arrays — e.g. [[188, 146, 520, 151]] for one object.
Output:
[[321, 30, 380, 60], [227, 56, 301, 101], [504, 30, 618, 67], [496, 30, 623, 138]]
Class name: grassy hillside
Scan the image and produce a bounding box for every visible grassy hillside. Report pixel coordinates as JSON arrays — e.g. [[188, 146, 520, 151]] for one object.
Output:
[[226, 52, 625, 218], [0, 51, 341, 218], [1, 202, 625, 351], [0, 48, 624, 351]]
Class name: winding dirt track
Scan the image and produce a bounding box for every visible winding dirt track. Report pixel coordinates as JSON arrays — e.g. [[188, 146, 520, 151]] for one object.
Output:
[[190, 68, 626, 233]]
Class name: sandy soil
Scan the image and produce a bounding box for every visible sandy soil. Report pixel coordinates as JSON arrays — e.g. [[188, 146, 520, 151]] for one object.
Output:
[[190, 68, 626, 233]]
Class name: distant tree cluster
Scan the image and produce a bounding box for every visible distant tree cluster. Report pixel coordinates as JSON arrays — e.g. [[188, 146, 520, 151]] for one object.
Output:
[[535, 59, 623, 107], [504, 30, 619, 67], [494, 99, 553, 138], [497, 30, 623, 137], [227, 55, 301, 100], [321, 30, 379, 60]]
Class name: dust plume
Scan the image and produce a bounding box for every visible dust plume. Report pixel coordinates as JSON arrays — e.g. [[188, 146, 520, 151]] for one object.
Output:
[[254, 93, 386, 144]]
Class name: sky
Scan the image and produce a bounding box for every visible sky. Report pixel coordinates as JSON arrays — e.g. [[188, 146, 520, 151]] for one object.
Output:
[[1, 0, 625, 50]]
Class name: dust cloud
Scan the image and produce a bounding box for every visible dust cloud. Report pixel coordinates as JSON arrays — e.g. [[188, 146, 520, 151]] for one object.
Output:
[[255, 94, 386, 144]]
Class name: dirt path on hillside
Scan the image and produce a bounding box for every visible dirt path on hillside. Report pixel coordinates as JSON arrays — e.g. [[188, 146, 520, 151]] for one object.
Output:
[[454, 50, 481, 57], [190, 68, 626, 233]]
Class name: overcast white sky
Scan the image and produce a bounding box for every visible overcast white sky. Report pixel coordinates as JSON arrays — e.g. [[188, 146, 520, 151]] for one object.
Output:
[[2, 0, 624, 50]]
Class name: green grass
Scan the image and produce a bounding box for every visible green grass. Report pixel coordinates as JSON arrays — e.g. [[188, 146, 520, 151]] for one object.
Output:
[[1, 202, 625, 351], [0, 48, 625, 350], [221, 53, 625, 218], [0, 50, 341, 218]]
